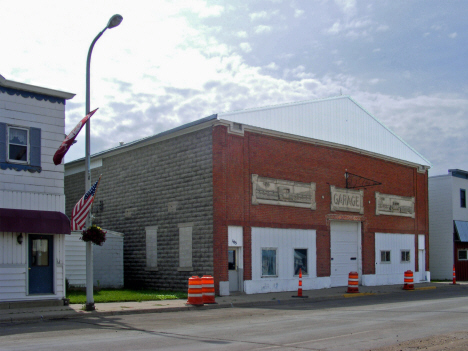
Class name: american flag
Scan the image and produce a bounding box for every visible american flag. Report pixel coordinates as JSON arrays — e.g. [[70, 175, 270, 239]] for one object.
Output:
[[70, 179, 99, 231]]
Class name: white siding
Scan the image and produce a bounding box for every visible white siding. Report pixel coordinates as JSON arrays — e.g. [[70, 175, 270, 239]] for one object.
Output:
[[0, 267, 27, 300], [372, 233, 415, 285], [0, 232, 26, 264], [451, 176, 468, 220], [0, 79, 72, 302], [64, 233, 87, 287], [65, 230, 124, 288], [218, 96, 430, 167], [93, 231, 124, 288], [228, 226, 243, 247], [0, 232, 66, 301], [429, 175, 455, 280], [245, 227, 326, 294], [0, 190, 65, 212], [0, 92, 66, 194]]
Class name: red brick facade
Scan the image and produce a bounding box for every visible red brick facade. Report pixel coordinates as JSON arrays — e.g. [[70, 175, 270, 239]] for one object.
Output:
[[212, 125, 429, 292]]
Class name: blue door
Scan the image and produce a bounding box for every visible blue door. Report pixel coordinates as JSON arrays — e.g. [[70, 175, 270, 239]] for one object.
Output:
[[28, 234, 54, 294]]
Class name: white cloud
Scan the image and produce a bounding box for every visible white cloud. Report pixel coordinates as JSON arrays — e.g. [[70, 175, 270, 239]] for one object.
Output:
[[249, 10, 279, 21], [294, 9, 304, 18], [326, 19, 373, 37], [250, 11, 269, 21], [328, 22, 342, 34], [190, 2, 224, 17], [240, 42, 252, 53], [236, 31, 248, 38], [334, 0, 357, 16], [264, 62, 279, 70], [255, 25, 273, 34], [376, 24, 389, 32], [449, 32, 457, 38]]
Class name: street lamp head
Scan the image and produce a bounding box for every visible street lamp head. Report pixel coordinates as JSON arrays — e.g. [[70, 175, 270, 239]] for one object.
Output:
[[107, 14, 123, 29]]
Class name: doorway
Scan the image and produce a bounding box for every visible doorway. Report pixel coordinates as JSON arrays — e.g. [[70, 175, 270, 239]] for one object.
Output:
[[228, 248, 239, 292], [330, 221, 360, 287], [28, 234, 54, 294]]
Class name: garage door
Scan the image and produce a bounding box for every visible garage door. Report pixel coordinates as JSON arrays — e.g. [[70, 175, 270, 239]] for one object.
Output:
[[330, 221, 360, 287]]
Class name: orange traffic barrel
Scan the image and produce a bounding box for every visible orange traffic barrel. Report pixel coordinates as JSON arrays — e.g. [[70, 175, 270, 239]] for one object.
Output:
[[201, 275, 216, 304], [453, 265, 456, 285], [186, 276, 203, 305], [403, 270, 414, 290], [346, 271, 359, 293]]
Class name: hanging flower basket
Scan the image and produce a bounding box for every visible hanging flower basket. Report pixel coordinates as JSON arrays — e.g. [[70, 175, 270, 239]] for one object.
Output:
[[81, 225, 107, 246]]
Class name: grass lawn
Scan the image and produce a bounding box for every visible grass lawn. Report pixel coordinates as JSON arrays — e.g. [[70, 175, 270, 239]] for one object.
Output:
[[67, 289, 187, 304]]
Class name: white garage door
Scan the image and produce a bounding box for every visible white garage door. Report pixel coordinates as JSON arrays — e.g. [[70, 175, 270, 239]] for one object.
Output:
[[330, 221, 360, 287]]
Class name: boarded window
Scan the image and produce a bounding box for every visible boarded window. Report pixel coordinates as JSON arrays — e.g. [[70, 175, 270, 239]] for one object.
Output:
[[145, 226, 158, 269], [178, 224, 193, 269]]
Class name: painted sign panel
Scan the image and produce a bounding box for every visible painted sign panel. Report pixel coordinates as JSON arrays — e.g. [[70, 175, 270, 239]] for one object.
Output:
[[252, 174, 316, 210], [375, 192, 415, 218], [330, 186, 364, 214]]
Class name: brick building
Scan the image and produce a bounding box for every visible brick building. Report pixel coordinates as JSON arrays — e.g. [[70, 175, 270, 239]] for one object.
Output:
[[64, 96, 431, 295]]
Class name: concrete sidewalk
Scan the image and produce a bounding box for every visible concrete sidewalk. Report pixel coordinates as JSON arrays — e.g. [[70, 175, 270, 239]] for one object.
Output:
[[0, 282, 459, 324]]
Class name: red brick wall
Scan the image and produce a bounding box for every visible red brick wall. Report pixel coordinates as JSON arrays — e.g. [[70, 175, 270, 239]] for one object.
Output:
[[212, 125, 429, 290]]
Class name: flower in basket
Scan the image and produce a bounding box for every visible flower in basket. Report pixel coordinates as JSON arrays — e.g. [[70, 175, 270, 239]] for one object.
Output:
[[81, 225, 107, 246]]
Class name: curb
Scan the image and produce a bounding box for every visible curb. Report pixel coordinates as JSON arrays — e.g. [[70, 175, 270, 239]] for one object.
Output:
[[0, 284, 459, 324]]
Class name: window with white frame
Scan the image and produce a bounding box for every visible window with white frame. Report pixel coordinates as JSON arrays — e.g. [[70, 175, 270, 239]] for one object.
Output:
[[0, 123, 41, 172], [8, 126, 29, 163], [458, 249, 468, 261], [145, 226, 158, 269], [262, 248, 277, 277], [401, 250, 410, 263], [380, 250, 391, 263], [294, 248, 308, 275]]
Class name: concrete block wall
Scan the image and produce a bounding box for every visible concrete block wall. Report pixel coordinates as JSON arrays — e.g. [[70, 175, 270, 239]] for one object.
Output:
[[65, 128, 213, 291]]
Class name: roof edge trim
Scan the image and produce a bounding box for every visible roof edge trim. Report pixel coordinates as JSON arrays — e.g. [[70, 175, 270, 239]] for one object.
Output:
[[0, 75, 75, 100]]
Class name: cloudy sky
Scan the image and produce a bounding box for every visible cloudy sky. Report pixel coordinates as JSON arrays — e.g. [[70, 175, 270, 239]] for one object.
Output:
[[2, 0, 467, 175]]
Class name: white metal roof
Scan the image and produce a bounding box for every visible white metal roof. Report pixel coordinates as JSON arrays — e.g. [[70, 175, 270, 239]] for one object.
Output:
[[218, 96, 431, 168]]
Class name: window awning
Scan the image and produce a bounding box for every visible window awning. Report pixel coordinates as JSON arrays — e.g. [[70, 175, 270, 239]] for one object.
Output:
[[0, 208, 70, 234], [454, 220, 468, 242]]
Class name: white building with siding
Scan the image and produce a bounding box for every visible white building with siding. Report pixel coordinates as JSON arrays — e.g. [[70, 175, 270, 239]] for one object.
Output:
[[0, 75, 74, 304], [429, 169, 468, 280], [65, 230, 124, 288]]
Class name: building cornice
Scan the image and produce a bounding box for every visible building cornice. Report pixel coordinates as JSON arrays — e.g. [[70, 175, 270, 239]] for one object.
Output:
[[0, 75, 75, 104]]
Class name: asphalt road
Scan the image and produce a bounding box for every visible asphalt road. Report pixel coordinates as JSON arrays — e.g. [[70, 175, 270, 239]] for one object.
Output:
[[1, 288, 467, 351]]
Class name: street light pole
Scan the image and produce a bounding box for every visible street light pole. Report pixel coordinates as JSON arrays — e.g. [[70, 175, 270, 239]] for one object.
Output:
[[85, 14, 123, 311]]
